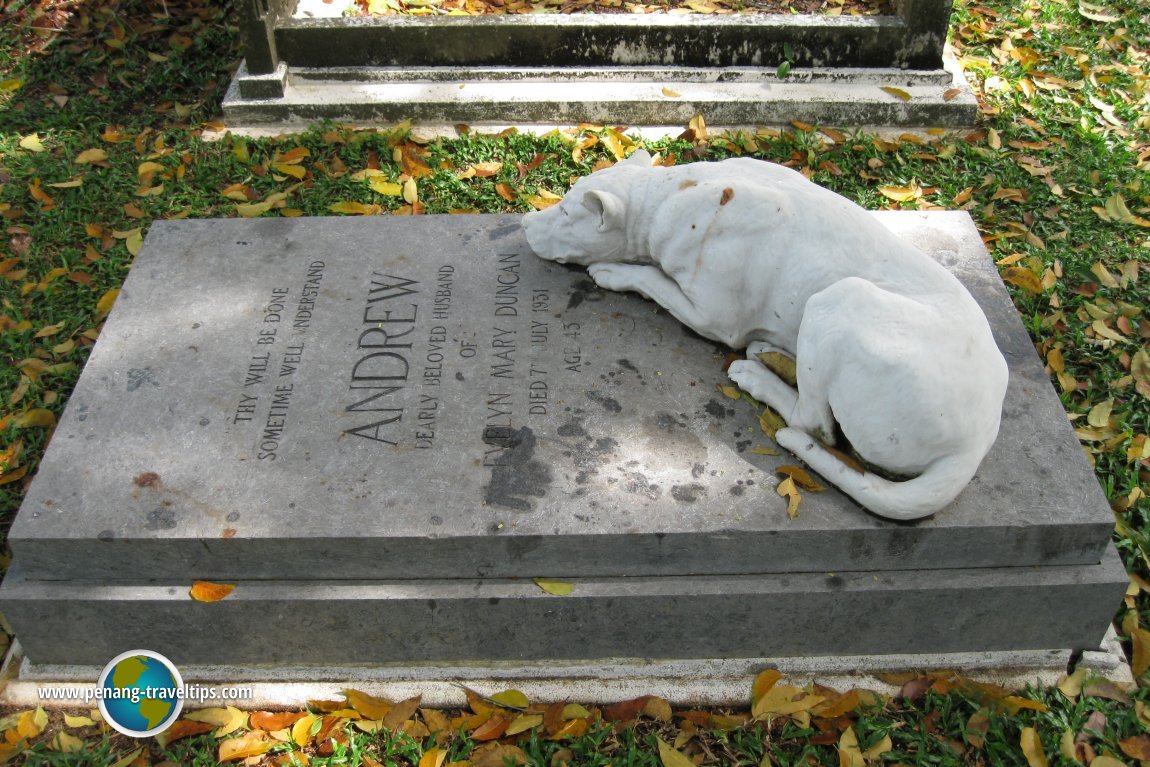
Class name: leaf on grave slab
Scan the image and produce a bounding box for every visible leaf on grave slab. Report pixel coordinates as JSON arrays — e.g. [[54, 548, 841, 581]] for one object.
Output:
[[759, 407, 786, 440], [420, 747, 449, 767], [219, 731, 273, 761], [154, 718, 214, 747], [382, 695, 422, 730], [488, 689, 530, 710], [777, 465, 826, 492], [662, 87, 682, 98], [643, 697, 673, 721], [534, 577, 575, 596], [752, 669, 783, 705], [189, 580, 235, 602], [505, 714, 544, 736], [343, 689, 393, 720], [75, 148, 108, 164], [1022, 727, 1049, 767], [756, 351, 797, 385], [19, 134, 46, 152], [777, 477, 801, 519], [1001, 266, 1043, 294], [472, 744, 528, 767], [717, 384, 742, 400], [753, 684, 823, 718], [250, 711, 308, 731], [880, 86, 912, 102]]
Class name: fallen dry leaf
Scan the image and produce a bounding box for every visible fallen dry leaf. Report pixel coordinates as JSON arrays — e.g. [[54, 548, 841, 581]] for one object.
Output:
[[189, 581, 235, 602]]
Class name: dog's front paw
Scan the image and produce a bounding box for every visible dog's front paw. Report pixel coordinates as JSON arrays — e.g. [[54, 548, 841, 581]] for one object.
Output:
[[727, 359, 767, 393], [587, 263, 630, 293]]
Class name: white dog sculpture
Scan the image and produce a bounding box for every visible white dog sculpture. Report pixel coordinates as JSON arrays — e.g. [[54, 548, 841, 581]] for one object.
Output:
[[522, 151, 1009, 521]]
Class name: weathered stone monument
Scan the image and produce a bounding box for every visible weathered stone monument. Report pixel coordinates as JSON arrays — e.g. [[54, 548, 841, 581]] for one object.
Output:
[[0, 212, 1126, 668], [223, 0, 977, 126]]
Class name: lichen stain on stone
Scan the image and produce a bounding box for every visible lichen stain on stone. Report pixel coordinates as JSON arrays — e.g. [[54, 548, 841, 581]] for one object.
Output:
[[671, 483, 706, 503], [133, 471, 161, 488], [145, 506, 178, 530], [483, 426, 553, 512], [586, 390, 622, 414]]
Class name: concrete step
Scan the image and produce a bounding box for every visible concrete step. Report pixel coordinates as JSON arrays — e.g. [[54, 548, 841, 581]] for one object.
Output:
[[222, 58, 977, 127]]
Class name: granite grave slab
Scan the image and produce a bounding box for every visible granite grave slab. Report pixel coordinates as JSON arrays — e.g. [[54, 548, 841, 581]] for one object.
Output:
[[0, 211, 1127, 666], [3, 213, 1116, 582]]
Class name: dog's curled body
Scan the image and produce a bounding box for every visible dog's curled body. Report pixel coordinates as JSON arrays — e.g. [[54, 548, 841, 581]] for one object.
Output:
[[522, 152, 1009, 521]]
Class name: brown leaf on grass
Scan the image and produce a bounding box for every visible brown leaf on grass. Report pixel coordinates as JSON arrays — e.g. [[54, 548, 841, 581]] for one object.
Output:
[[471, 715, 510, 741], [382, 695, 422, 731], [965, 709, 990, 748], [75, 148, 108, 164], [189, 580, 235, 602], [154, 719, 214, 747], [1082, 679, 1133, 705], [395, 143, 433, 178], [603, 696, 665, 723], [250, 711, 308, 731], [495, 183, 517, 202], [1119, 735, 1150, 761], [838, 727, 865, 767], [472, 744, 528, 767]]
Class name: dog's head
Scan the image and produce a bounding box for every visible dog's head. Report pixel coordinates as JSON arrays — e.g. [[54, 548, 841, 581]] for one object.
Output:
[[522, 150, 653, 266]]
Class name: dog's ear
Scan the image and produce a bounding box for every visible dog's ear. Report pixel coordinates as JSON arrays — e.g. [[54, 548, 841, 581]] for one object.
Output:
[[582, 190, 626, 233], [624, 149, 653, 166]]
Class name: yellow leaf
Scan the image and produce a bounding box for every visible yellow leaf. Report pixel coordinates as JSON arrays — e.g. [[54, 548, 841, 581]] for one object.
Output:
[[839, 727, 865, 767], [1059, 729, 1078, 763], [34, 321, 66, 338], [137, 161, 166, 177], [19, 134, 46, 153], [718, 384, 742, 400], [63, 714, 97, 728], [662, 87, 682, 98], [751, 446, 781, 455], [96, 288, 120, 317], [862, 734, 893, 761], [46, 177, 83, 188], [1089, 757, 1127, 767], [403, 177, 418, 205], [880, 86, 912, 102], [533, 577, 575, 596], [190, 580, 235, 602], [562, 703, 592, 719], [236, 201, 274, 217], [470, 162, 503, 177], [276, 147, 310, 164], [218, 732, 272, 761], [330, 201, 380, 215], [877, 184, 922, 203], [1132, 627, 1150, 677], [1057, 667, 1088, 698], [752, 669, 782, 705], [1087, 399, 1113, 428], [491, 690, 530, 709], [753, 684, 824, 718], [420, 748, 449, 767], [757, 351, 797, 386], [505, 714, 543, 735], [343, 689, 393, 719], [108, 747, 144, 767], [382, 694, 422, 730], [657, 737, 696, 767], [1132, 350, 1150, 398], [1090, 261, 1120, 287], [272, 163, 307, 179], [50, 731, 85, 753], [759, 407, 786, 440], [19, 707, 50, 739], [1021, 727, 1049, 767], [214, 706, 249, 738], [777, 477, 801, 519], [14, 409, 56, 429], [292, 713, 321, 747], [988, 128, 1002, 150], [777, 465, 826, 492], [75, 148, 108, 164], [0, 78, 23, 93], [1001, 266, 1043, 294], [369, 179, 404, 196], [126, 230, 144, 256]]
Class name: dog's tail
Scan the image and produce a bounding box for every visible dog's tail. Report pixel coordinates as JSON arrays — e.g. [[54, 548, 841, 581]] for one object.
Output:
[[774, 427, 982, 521]]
